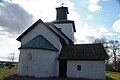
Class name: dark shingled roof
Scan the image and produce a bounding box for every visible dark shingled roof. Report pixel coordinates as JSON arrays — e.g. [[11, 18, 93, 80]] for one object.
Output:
[[58, 44, 109, 60], [19, 35, 58, 51]]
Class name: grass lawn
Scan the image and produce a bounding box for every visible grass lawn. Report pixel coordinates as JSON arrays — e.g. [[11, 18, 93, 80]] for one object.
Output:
[[0, 66, 120, 80], [0, 66, 17, 80], [106, 71, 120, 80]]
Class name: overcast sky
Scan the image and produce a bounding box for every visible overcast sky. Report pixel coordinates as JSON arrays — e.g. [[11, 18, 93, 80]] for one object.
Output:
[[0, 0, 120, 61]]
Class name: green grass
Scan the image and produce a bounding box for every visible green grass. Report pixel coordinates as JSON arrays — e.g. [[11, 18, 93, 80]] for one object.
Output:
[[0, 66, 17, 80], [106, 71, 120, 80]]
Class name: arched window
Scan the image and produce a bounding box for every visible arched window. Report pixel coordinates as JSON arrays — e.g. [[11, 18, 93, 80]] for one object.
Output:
[[27, 53, 32, 61]]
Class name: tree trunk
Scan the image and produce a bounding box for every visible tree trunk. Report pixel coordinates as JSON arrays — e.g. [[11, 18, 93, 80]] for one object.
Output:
[[113, 50, 117, 70]]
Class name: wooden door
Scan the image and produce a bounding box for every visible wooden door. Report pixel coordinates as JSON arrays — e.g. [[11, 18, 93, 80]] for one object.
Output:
[[59, 60, 67, 77]]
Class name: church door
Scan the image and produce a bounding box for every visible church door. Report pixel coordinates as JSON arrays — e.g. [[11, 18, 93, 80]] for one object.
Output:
[[59, 60, 67, 77]]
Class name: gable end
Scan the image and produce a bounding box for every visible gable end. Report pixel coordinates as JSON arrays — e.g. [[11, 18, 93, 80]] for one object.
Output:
[[17, 19, 43, 41], [17, 19, 68, 43], [19, 35, 59, 51]]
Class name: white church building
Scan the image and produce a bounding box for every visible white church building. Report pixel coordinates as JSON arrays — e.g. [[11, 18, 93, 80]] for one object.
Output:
[[17, 6, 109, 79]]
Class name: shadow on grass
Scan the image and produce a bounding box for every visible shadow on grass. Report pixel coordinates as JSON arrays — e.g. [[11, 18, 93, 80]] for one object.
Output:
[[4, 74, 115, 80]]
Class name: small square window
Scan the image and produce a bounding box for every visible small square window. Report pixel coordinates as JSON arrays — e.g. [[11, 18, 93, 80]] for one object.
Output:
[[77, 65, 81, 71]]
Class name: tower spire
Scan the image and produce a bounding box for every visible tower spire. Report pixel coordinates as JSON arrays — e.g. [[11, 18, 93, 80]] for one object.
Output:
[[56, 5, 69, 20]]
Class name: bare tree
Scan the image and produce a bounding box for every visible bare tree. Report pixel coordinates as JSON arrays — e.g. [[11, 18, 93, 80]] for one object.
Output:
[[93, 37, 106, 44], [108, 40, 120, 70], [7, 52, 16, 68], [94, 38, 120, 70], [8, 52, 15, 63]]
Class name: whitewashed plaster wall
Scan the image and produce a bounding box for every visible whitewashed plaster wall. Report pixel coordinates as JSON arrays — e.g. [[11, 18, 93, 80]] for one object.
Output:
[[18, 49, 59, 77], [67, 60, 105, 79], [54, 23, 74, 41], [49, 25, 70, 45]]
